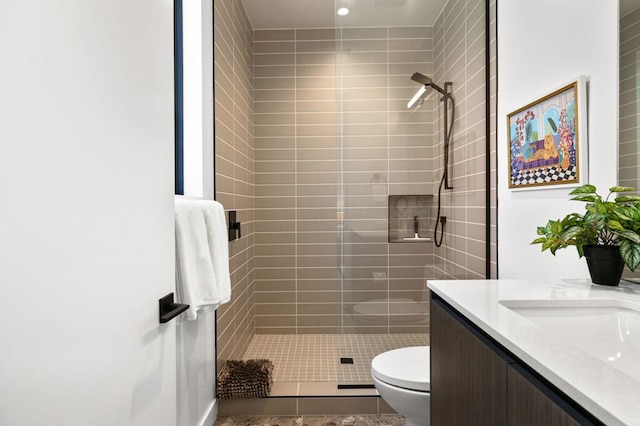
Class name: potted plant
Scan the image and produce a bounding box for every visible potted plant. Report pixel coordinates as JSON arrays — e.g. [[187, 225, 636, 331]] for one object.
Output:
[[532, 185, 640, 286]]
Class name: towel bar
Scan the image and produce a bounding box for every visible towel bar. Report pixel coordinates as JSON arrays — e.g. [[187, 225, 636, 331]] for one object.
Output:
[[159, 293, 189, 323]]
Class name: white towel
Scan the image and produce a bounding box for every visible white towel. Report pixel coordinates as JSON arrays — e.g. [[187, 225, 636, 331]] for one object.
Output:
[[199, 200, 231, 305], [174, 197, 229, 321]]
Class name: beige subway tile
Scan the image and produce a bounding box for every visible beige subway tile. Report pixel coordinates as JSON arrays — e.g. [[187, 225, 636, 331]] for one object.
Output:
[[297, 315, 340, 327], [297, 291, 340, 303], [254, 89, 295, 102], [254, 125, 295, 138], [255, 209, 295, 221], [255, 233, 295, 245], [254, 101, 295, 115], [341, 39, 387, 52], [254, 327, 296, 334], [342, 99, 387, 112], [342, 112, 388, 125], [342, 51, 388, 64], [254, 114, 295, 127], [255, 280, 296, 292], [254, 161, 295, 174], [254, 255, 296, 268], [389, 38, 432, 52], [295, 54, 336, 69], [296, 172, 338, 185], [297, 326, 342, 333], [254, 315, 296, 327], [296, 159, 338, 172], [341, 27, 387, 40], [254, 266, 295, 281], [297, 303, 340, 315], [342, 63, 388, 77], [341, 75, 388, 88], [342, 254, 388, 268], [297, 256, 338, 268], [254, 77, 294, 90], [253, 29, 295, 42], [254, 65, 295, 78], [297, 280, 340, 292], [253, 136, 296, 150], [296, 40, 337, 53], [296, 100, 338, 113], [296, 267, 340, 280], [343, 291, 388, 303], [295, 87, 340, 101], [296, 113, 338, 125], [295, 197, 338, 211], [254, 41, 295, 54], [296, 28, 337, 41], [343, 124, 388, 137], [296, 76, 339, 90], [390, 27, 433, 39], [342, 326, 388, 334], [254, 172, 295, 185], [297, 136, 339, 149], [255, 303, 296, 315], [296, 64, 337, 78], [254, 237, 296, 252], [254, 184, 295, 197]]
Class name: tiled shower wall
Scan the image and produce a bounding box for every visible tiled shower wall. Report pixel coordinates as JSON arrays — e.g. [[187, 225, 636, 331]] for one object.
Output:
[[214, 0, 255, 372], [620, 8, 640, 280], [432, 0, 489, 279], [253, 27, 436, 334], [620, 8, 640, 191]]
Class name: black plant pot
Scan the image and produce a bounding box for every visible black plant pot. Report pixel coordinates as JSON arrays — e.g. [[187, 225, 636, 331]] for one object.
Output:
[[583, 245, 624, 286]]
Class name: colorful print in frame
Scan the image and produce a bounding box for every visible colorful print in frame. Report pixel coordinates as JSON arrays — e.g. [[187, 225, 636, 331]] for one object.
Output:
[[507, 77, 587, 190]]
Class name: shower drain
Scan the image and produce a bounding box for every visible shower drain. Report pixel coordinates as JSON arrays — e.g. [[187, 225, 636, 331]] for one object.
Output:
[[339, 357, 354, 364]]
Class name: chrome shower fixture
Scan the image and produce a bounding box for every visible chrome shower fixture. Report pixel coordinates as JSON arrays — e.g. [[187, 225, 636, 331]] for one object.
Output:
[[407, 72, 451, 108]]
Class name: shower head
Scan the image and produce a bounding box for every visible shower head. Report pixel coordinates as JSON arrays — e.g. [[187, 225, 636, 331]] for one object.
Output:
[[407, 72, 448, 109], [410, 72, 432, 85]]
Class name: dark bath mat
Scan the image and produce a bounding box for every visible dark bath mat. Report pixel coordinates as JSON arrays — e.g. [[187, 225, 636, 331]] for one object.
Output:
[[217, 359, 274, 399]]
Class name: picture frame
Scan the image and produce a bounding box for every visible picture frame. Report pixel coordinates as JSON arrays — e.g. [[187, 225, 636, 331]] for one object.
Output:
[[506, 77, 588, 190]]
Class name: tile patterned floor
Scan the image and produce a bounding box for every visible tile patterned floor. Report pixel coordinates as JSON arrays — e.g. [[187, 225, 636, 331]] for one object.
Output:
[[242, 334, 429, 384], [215, 415, 405, 426]]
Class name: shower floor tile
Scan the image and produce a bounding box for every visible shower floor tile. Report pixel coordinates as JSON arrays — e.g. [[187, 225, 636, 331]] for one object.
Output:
[[242, 333, 429, 384]]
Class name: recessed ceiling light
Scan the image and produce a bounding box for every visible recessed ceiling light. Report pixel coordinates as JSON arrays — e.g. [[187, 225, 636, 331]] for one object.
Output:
[[337, 7, 349, 16]]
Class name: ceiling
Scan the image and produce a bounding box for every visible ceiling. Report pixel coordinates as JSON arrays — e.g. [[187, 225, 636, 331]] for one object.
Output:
[[240, 0, 449, 30]]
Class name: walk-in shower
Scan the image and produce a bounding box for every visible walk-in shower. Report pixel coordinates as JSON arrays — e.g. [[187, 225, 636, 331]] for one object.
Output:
[[408, 72, 455, 247], [214, 0, 493, 405]]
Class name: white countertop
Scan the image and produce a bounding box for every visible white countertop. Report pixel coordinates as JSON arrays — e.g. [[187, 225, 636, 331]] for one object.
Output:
[[427, 278, 640, 426]]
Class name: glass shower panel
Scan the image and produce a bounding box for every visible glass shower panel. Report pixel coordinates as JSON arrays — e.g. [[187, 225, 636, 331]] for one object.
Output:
[[332, 4, 437, 383]]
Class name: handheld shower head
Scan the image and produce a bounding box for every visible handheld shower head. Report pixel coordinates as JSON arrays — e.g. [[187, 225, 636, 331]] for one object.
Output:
[[407, 72, 449, 109], [410, 72, 432, 85]]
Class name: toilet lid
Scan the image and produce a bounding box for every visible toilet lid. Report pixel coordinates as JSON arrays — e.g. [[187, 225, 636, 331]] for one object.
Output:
[[371, 346, 430, 392]]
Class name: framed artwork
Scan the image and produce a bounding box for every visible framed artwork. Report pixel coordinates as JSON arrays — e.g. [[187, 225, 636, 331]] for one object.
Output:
[[507, 77, 588, 190]]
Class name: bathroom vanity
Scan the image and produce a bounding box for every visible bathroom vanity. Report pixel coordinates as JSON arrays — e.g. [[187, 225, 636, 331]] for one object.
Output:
[[427, 279, 640, 426]]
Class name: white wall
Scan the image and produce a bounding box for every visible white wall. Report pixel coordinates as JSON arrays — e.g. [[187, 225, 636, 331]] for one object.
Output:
[[0, 1, 176, 424], [497, 0, 619, 279], [183, 0, 215, 199]]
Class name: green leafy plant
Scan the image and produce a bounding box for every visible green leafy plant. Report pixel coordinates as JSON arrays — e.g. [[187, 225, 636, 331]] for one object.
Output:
[[532, 185, 640, 271]]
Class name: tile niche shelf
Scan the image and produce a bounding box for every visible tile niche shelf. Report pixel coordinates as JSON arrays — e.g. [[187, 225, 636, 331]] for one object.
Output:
[[388, 194, 434, 243]]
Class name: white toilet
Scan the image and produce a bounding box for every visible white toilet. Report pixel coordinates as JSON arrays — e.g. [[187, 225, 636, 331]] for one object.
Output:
[[371, 346, 430, 426]]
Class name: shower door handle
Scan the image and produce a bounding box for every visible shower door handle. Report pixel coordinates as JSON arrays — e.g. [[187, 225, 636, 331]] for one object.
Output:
[[159, 292, 189, 323]]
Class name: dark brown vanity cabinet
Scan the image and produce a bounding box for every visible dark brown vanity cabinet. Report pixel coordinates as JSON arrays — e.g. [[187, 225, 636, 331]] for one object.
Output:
[[430, 294, 603, 426]]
